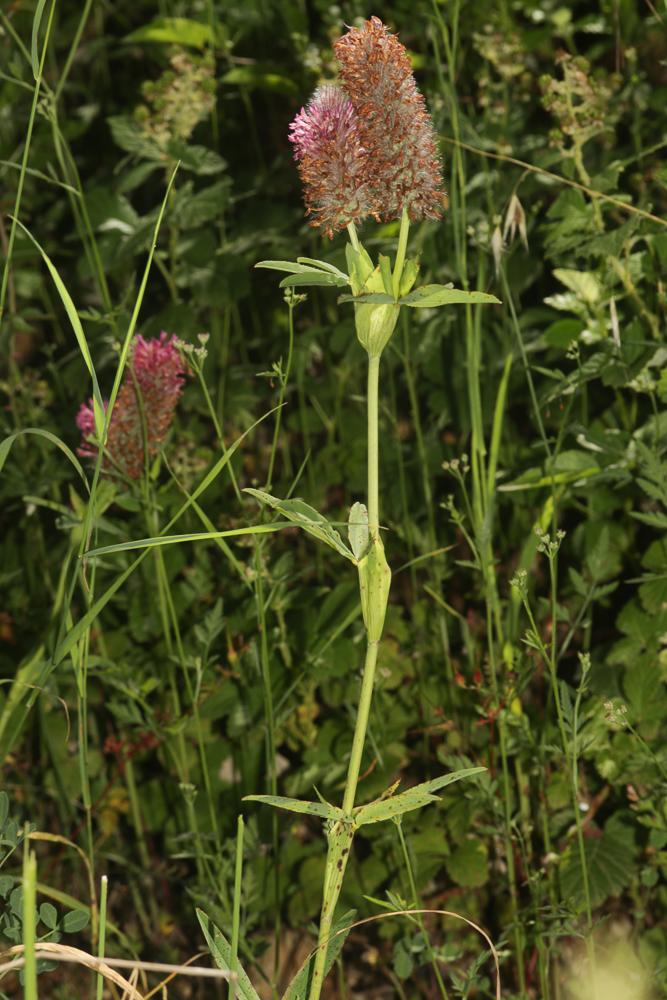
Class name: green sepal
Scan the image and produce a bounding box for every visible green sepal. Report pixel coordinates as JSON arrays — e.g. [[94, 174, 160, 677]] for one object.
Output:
[[378, 254, 395, 297], [353, 767, 486, 826], [398, 257, 420, 297], [244, 489, 356, 562], [242, 794, 345, 821], [358, 534, 391, 643], [345, 242, 374, 294]]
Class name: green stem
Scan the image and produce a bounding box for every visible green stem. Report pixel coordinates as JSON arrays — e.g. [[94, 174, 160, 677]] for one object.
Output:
[[229, 815, 244, 1000], [367, 355, 380, 533], [346, 222, 360, 253], [309, 344, 386, 1000], [342, 640, 379, 815], [266, 295, 296, 490], [392, 206, 410, 297]]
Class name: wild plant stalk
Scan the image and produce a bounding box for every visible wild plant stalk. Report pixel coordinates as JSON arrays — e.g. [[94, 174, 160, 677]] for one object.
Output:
[[249, 19, 497, 999], [430, 4, 527, 991]]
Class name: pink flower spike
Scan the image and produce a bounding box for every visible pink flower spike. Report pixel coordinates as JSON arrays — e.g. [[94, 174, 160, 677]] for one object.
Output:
[[287, 84, 374, 237], [75, 333, 187, 480]]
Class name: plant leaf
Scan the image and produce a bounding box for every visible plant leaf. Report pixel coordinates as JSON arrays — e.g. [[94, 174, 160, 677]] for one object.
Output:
[[337, 292, 395, 305], [296, 257, 349, 282], [283, 910, 356, 1000], [348, 503, 369, 560], [244, 489, 356, 562], [256, 260, 325, 275], [124, 16, 220, 48], [400, 285, 500, 308], [242, 795, 345, 821], [354, 767, 485, 826], [279, 271, 348, 289], [196, 909, 260, 1000]]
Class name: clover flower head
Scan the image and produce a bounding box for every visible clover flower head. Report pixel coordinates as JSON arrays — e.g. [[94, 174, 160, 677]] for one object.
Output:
[[334, 17, 445, 222], [288, 84, 374, 238], [76, 332, 187, 480]]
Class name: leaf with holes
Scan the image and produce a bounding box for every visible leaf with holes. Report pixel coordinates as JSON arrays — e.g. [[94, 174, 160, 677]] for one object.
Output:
[[242, 795, 344, 822], [354, 768, 485, 826]]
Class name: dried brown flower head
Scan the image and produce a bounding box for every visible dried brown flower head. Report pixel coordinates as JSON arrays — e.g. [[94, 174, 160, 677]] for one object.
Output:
[[334, 17, 445, 222], [289, 84, 374, 238]]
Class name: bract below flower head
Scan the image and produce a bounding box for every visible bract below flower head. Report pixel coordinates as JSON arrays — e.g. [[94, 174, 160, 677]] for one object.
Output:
[[288, 84, 375, 238], [334, 17, 445, 222]]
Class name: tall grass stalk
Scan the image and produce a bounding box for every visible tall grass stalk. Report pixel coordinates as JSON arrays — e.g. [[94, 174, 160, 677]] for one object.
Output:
[[430, 3, 527, 990]]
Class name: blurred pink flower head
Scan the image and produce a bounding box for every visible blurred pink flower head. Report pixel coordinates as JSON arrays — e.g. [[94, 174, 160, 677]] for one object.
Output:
[[76, 332, 186, 480]]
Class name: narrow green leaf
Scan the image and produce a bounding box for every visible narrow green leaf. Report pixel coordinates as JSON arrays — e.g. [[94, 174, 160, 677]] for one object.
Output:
[[279, 271, 347, 289], [354, 767, 485, 826], [400, 284, 501, 308], [196, 910, 259, 1000], [283, 910, 356, 1000], [12, 219, 105, 419], [30, 0, 49, 79], [86, 523, 289, 558], [255, 260, 320, 275], [296, 257, 349, 281], [0, 428, 89, 492], [244, 488, 356, 562], [378, 254, 394, 297], [242, 795, 345, 821]]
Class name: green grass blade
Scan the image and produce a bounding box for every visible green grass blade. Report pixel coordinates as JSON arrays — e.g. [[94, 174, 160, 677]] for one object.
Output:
[[30, 0, 49, 79], [86, 523, 290, 558], [0, 427, 89, 491], [487, 354, 513, 496], [11, 217, 105, 420], [53, 405, 279, 667]]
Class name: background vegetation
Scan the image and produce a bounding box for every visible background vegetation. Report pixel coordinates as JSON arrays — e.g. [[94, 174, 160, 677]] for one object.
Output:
[[1, 1, 666, 997]]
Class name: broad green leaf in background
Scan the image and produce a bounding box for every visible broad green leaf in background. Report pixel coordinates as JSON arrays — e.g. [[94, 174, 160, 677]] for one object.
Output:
[[445, 838, 490, 888], [354, 768, 485, 826], [124, 17, 224, 48], [221, 66, 298, 95], [244, 489, 357, 562], [560, 825, 636, 909]]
